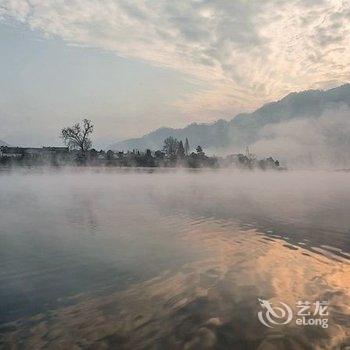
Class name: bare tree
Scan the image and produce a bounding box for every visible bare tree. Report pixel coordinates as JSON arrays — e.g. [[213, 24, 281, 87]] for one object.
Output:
[[61, 119, 94, 153], [163, 136, 178, 158]]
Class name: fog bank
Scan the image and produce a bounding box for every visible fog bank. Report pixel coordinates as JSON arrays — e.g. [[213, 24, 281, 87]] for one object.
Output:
[[251, 106, 350, 169]]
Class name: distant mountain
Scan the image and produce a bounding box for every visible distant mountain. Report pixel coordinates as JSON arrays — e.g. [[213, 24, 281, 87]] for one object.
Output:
[[111, 84, 350, 152], [0, 140, 10, 147]]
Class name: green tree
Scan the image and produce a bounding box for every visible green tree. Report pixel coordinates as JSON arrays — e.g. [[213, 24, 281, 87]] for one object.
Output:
[[106, 150, 114, 161], [177, 140, 185, 158], [185, 138, 190, 156], [196, 145, 204, 156]]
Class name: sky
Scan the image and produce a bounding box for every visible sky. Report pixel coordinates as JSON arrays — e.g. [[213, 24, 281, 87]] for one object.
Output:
[[0, 0, 349, 148]]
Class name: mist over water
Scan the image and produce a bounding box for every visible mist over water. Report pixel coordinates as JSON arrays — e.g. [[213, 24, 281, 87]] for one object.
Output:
[[250, 106, 350, 169], [0, 169, 349, 349]]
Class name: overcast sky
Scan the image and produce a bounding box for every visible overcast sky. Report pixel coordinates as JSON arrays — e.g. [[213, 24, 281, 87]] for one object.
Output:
[[0, 0, 349, 147]]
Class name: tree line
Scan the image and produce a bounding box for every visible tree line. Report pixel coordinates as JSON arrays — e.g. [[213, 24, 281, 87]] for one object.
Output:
[[60, 119, 281, 169], [0, 119, 282, 170]]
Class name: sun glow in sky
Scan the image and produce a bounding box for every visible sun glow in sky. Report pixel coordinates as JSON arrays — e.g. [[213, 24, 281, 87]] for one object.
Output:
[[0, 0, 349, 147]]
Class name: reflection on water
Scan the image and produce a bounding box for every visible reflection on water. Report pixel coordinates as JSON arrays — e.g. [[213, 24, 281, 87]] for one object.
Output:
[[0, 169, 349, 349]]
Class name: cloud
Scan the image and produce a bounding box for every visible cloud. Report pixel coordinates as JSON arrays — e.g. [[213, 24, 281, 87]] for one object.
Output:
[[1, 0, 349, 119], [251, 105, 350, 168]]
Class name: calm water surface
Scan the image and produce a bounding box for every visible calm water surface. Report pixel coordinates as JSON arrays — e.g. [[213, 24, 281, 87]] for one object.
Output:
[[0, 169, 349, 349]]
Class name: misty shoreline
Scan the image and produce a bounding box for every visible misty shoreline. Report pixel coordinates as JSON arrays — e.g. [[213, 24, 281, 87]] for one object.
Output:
[[2, 165, 350, 175]]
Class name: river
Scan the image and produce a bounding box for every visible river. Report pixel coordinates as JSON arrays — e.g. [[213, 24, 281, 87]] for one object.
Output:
[[0, 169, 349, 349]]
